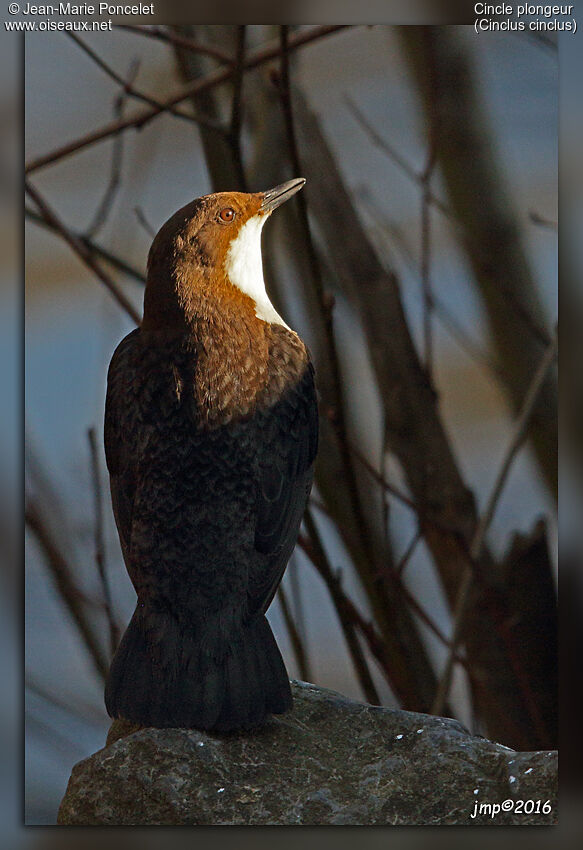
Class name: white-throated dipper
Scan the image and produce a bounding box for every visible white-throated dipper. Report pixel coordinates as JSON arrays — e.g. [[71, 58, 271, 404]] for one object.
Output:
[[104, 178, 318, 731]]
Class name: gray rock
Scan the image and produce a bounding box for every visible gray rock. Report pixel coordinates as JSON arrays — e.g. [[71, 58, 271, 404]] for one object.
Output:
[[57, 680, 557, 825]]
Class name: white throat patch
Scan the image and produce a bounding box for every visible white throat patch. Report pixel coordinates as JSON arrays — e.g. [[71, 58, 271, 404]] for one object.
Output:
[[224, 214, 290, 330]]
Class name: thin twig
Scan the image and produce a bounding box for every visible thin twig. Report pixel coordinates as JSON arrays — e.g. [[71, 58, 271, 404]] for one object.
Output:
[[26, 25, 348, 174], [67, 32, 225, 134], [26, 713, 92, 757], [359, 191, 508, 383], [288, 552, 309, 680], [420, 181, 433, 373], [525, 31, 558, 52], [301, 523, 446, 704], [380, 434, 391, 545], [26, 205, 147, 285], [346, 413, 528, 550], [301, 512, 381, 706], [395, 529, 422, 578], [420, 138, 437, 376], [85, 57, 140, 238], [472, 331, 557, 560], [87, 428, 121, 659], [346, 94, 552, 348], [393, 581, 512, 727], [26, 499, 109, 681], [351, 432, 476, 537], [432, 296, 507, 382], [133, 206, 156, 239], [528, 210, 558, 231], [116, 24, 236, 65], [26, 674, 103, 725], [429, 569, 478, 717], [347, 439, 421, 516], [431, 329, 558, 715], [277, 584, 312, 682], [419, 25, 438, 377], [345, 95, 450, 216], [308, 494, 332, 518], [25, 179, 141, 325], [396, 579, 468, 668]]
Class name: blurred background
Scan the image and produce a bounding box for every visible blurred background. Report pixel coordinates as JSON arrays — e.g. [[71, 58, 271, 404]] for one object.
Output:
[[22, 23, 559, 826]]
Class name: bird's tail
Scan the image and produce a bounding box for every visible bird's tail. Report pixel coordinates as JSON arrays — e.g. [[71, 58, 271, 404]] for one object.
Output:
[[105, 605, 292, 731]]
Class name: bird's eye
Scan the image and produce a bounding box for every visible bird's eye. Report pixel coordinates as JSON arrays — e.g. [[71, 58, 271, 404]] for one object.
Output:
[[219, 207, 236, 223]]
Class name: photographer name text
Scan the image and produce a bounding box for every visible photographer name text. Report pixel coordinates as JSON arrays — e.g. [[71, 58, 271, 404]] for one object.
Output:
[[18, 3, 154, 14]]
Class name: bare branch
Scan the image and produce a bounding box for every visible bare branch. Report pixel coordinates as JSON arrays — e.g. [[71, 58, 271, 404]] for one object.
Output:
[[300, 513, 381, 707], [419, 28, 439, 377], [420, 125, 437, 376], [347, 439, 432, 522], [87, 428, 121, 659], [67, 32, 225, 135], [26, 712, 91, 757], [133, 206, 156, 239], [84, 56, 140, 238], [345, 95, 450, 216], [301, 515, 449, 709], [431, 329, 558, 716], [401, 26, 557, 495], [474, 331, 558, 559], [26, 498, 109, 681], [359, 190, 508, 383], [525, 31, 558, 52], [292, 85, 555, 744], [25, 179, 141, 325], [26, 205, 147, 284], [432, 297, 507, 382], [529, 210, 558, 231], [26, 25, 348, 175], [395, 529, 421, 578], [347, 91, 552, 350], [397, 580, 466, 666], [116, 24, 236, 65], [26, 674, 103, 725], [277, 584, 312, 683]]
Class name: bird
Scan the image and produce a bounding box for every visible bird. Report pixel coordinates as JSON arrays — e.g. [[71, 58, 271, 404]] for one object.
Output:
[[104, 178, 318, 732]]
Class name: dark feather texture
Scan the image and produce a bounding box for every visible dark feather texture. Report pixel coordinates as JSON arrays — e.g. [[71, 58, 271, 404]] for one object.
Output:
[[104, 323, 318, 730]]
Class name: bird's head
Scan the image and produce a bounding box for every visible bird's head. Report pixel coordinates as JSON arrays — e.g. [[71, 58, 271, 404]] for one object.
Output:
[[142, 178, 306, 332]]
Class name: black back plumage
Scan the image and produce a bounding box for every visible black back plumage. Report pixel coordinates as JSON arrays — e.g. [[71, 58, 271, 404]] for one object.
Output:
[[104, 326, 318, 730]]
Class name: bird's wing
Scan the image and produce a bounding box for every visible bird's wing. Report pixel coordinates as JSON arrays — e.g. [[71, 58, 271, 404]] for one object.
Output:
[[104, 328, 141, 566], [250, 361, 319, 615]]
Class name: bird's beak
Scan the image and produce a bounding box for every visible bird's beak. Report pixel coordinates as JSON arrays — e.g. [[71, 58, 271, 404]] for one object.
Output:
[[260, 178, 306, 213]]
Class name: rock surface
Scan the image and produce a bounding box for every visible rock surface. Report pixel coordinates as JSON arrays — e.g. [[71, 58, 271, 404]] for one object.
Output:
[[58, 680, 557, 825]]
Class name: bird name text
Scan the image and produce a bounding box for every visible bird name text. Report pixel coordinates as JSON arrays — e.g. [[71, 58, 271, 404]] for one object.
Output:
[[474, 3, 576, 31]]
